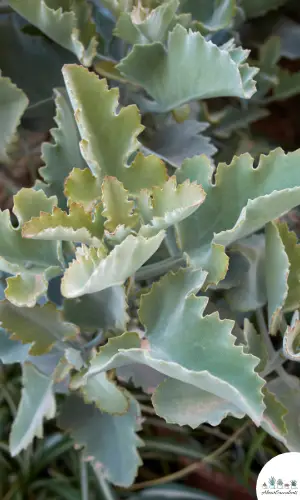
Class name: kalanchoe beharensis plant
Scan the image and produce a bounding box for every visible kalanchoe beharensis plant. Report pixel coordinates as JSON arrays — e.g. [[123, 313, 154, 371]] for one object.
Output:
[[2, 0, 300, 488]]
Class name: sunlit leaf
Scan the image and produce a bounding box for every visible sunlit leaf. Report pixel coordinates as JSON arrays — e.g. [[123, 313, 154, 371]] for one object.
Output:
[[5, 273, 48, 308], [61, 232, 164, 298], [102, 177, 139, 232], [177, 149, 300, 284], [22, 203, 104, 246], [62, 65, 166, 191], [64, 168, 101, 211], [139, 178, 206, 237]]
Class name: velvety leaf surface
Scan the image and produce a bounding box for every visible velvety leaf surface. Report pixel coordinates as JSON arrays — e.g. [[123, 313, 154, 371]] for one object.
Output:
[[61, 232, 164, 298], [139, 178, 205, 237], [87, 269, 265, 425], [118, 24, 257, 112], [177, 149, 300, 284], [9, 363, 56, 456], [153, 379, 244, 428], [58, 395, 143, 487]]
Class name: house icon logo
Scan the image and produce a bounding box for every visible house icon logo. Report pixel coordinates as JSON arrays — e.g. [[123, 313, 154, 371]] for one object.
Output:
[[256, 453, 300, 498]]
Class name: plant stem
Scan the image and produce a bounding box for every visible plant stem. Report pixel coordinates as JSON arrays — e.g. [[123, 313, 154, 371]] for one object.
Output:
[[94, 468, 119, 500], [127, 421, 250, 491], [135, 255, 186, 281], [80, 454, 89, 500], [256, 309, 299, 389]]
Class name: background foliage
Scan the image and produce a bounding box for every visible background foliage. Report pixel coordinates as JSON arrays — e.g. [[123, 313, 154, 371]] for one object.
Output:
[[2, 0, 300, 498]]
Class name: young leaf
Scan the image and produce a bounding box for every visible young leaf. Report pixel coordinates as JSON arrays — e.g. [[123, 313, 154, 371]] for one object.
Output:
[[64, 168, 101, 211], [117, 24, 258, 112], [177, 149, 300, 284], [58, 395, 143, 487], [61, 232, 165, 298], [0, 302, 79, 355], [102, 177, 139, 231], [0, 189, 61, 274], [36, 89, 87, 209], [22, 203, 104, 246], [63, 286, 128, 333], [143, 120, 217, 167], [9, 363, 56, 456], [13, 188, 57, 226], [62, 64, 166, 189], [115, 0, 180, 44], [0, 71, 28, 161], [283, 320, 300, 362], [5, 273, 48, 308], [139, 178, 206, 237], [8, 0, 98, 66]]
